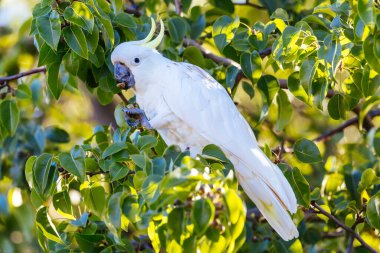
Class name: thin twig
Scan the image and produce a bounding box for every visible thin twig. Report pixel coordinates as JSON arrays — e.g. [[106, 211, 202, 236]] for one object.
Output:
[[311, 202, 378, 253], [174, 0, 181, 14], [0, 66, 46, 85], [313, 109, 380, 142], [118, 92, 129, 104]]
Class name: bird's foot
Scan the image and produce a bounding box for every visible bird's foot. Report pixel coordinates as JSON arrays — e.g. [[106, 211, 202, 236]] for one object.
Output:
[[122, 107, 152, 129]]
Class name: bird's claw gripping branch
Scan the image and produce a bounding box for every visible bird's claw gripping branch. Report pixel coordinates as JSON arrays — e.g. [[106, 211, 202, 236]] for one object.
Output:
[[122, 107, 152, 129]]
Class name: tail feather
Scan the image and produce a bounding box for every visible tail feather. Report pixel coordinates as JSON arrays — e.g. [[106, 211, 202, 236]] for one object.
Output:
[[235, 164, 299, 241]]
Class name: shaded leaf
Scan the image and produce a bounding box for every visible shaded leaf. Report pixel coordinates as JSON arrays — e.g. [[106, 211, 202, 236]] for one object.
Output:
[[59, 145, 86, 182], [284, 167, 310, 207], [63, 25, 88, 59], [36, 10, 61, 50], [294, 138, 322, 163]]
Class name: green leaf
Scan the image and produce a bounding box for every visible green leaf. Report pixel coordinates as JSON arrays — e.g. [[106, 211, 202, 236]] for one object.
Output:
[[102, 142, 128, 159], [0, 100, 20, 136], [192, 198, 215, 235], [367, 190, 380, 230], [59, 145, 86, 182], [86, 26, 99, 54], [284, 167, 310, 207], [299, 59, 318, 95], [240, 51, 262, 84], [364, 35, 380, 74], [212, 16, 239, 52], [358, 0, 375, 29], [183, 46, 205, 68], [226, 66, 239, 89], [110, 0, 123, 14], [223, 190, 243, 224], [294, 138, 322, 163], [36, 10, 61, 50], [82, 184, 106, 217], [137, 136, 158, 150], [16, 84, 32, 99], [270, 8, 290, 21], [33, 153, 57, 200], [328, 94, 346, 120], [202, 144, 228, 162], [106, 191, 126, 235], [35, 207, 63, 244], [358, 169, 379, 193], [361, 65, 371, 97], [168, 17, 188, 43], [114, 13, 136, 28], [141, 175, 161, 204], [168, 207, 185, 243], [114, 105, 128, 128], [276, 90, 292, 131], [47, 60, 63, 100], [38, 43, 59, 66], [359, 96, 380, 130], [53, 191, 74, 220], [373, 128, 380, 157], [242, 81, 254, 99], [211, 0, 235, 14], [75, 234, 105, 253], [63, 2, 94, 32], [62, 25, 88, 59], [96, 88, 114, 105], [45, 126, 70, 143], [324, 173, 344, 195], [25, 156, 37, 189], [109, 162, 130, 181], [257, 75, 280, 123], [288, 72, 311, 105]]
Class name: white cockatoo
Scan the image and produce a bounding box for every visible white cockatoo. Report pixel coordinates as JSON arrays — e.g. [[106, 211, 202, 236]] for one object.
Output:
[[111, 19, 299, 240]]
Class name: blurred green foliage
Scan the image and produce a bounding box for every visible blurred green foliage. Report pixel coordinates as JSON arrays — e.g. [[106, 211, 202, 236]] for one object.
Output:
[[0, 0, 380, 252]]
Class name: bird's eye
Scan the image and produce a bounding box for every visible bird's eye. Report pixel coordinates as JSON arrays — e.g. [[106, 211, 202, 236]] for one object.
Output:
[[134, 58, 140, 64]]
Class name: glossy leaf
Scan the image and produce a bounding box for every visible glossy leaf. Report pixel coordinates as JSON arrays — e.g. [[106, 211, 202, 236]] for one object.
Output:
[[0, 100, 20, 137], [45, 126, 70, 143], [192, 198, 215, 235], [63, 2, 94, 32], [62, 25, 88, 59], [59, 145, 86, 182], [35, 207, 63, 244], [284, 167, 310, 207], [183, 46, 205, 68], [36, 10, 61, 50], [367, 191, 380, 230], [328, 94, 346, 120], [168, 17, 188, 43], [294, 138, 322, 163], [276, 89, 292, 131], [114, 13, 136, 28], [358, 0, 375, 29]]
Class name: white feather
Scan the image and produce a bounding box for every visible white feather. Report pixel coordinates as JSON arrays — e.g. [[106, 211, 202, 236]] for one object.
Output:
[[119, 52, 299, 240]]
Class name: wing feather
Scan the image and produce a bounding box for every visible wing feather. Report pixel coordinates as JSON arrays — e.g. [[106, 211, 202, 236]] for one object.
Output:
[[162, 63, 297, 214]]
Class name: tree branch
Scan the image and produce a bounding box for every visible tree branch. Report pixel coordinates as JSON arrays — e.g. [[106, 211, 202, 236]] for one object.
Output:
[[311, 202, 378, 253], [117, 92, 129, 104], [0, 66, 46, 86], [174, 0, 181, 14], [313, 109, 380, 142]]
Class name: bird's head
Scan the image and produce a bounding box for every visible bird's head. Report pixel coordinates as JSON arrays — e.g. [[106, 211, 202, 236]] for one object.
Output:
[[111, 19, 164, 90]]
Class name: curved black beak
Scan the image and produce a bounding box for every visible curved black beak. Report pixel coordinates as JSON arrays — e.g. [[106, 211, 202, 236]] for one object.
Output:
[[114, 63, 135, 89]]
